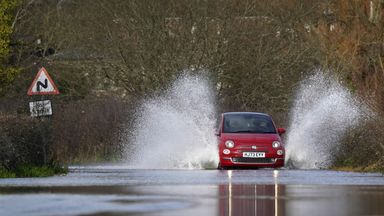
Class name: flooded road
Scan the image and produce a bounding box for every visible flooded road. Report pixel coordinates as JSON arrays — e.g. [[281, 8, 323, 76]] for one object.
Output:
[[1, 167, 384, 216]]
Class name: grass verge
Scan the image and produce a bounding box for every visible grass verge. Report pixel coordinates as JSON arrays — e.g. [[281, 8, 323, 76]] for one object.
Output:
[[0, 167, 16, 178], [0, 165, 68, 178], [331, 164, 384, 174]]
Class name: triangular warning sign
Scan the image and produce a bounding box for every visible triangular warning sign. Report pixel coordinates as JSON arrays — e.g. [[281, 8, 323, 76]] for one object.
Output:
[[27, 67, 60, 95]]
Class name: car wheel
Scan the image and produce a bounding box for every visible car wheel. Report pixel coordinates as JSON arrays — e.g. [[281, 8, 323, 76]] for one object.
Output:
[[217, 163, 222, 169], [217, 163, 227, 170]]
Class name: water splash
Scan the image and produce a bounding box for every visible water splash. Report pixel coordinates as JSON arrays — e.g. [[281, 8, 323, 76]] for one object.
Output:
[[285, 70, 366, 169], [125, 72, 218, 169]]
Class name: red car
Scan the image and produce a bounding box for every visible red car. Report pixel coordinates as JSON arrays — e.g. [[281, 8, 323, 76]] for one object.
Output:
[[217, 112, 286, 169]]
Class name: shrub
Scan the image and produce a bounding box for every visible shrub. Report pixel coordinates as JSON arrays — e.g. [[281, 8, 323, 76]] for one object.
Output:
[[52, 96, 130, 163], [0, 115, 55, 171]]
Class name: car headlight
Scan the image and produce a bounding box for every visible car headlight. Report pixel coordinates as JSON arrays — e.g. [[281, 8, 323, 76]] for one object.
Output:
[[272, 141, 281, 148], [225, 140, 235, 148]]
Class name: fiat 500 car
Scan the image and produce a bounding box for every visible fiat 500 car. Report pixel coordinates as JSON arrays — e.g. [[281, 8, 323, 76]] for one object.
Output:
[[217, 112, 285, 169]]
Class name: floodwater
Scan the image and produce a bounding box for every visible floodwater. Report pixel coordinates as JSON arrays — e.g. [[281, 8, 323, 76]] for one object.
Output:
[[1, 167, 384, 216]]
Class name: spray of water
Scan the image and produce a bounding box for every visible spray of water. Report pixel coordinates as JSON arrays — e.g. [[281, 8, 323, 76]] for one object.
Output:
[[285, 70, 366, 169], [125, 72, 218, 169]]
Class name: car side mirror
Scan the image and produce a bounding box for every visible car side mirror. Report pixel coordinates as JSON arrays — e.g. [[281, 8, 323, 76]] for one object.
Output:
[[215, 131, 220, 136], [277, 128, 286, 135]]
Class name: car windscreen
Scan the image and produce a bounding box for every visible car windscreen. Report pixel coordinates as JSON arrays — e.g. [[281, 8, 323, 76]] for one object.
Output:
[[223, 114, 277, 134]]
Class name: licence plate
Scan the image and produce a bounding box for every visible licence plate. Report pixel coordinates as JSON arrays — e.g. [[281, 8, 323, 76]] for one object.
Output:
[[242, 152, 265, 158]]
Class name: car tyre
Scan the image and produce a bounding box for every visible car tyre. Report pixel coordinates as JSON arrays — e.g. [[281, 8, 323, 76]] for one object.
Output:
[[217, 163, 228, 170]]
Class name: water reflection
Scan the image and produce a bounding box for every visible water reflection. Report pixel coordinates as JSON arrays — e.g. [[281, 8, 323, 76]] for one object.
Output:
[[219, 184, 285, 216], [217, 170, 384, 216], [219, 170, 284, 216], [2, 169, 384, 216]]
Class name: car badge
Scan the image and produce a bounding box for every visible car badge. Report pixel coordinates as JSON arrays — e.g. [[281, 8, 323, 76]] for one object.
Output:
[[252, 146, 257, 149]]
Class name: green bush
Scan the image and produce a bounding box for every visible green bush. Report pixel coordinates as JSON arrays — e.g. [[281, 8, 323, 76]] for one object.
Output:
[[0, 117, 53, 169]]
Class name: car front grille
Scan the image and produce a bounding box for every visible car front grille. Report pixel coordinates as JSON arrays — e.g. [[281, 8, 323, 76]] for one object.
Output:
[[232, 158, 275, 164]]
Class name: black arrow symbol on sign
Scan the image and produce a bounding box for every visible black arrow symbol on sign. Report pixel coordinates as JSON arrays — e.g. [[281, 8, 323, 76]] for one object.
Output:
[[37, 79, 48, 91]]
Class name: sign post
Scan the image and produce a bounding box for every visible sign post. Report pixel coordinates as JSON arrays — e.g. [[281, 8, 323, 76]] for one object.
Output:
[[27, 67, 60, 165]]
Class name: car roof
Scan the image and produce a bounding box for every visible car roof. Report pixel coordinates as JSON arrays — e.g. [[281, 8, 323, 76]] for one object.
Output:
[[223, 112, 270, 117]]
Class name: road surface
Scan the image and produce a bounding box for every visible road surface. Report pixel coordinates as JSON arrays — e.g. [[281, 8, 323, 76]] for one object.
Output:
[[1, 166, 384, 216]]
